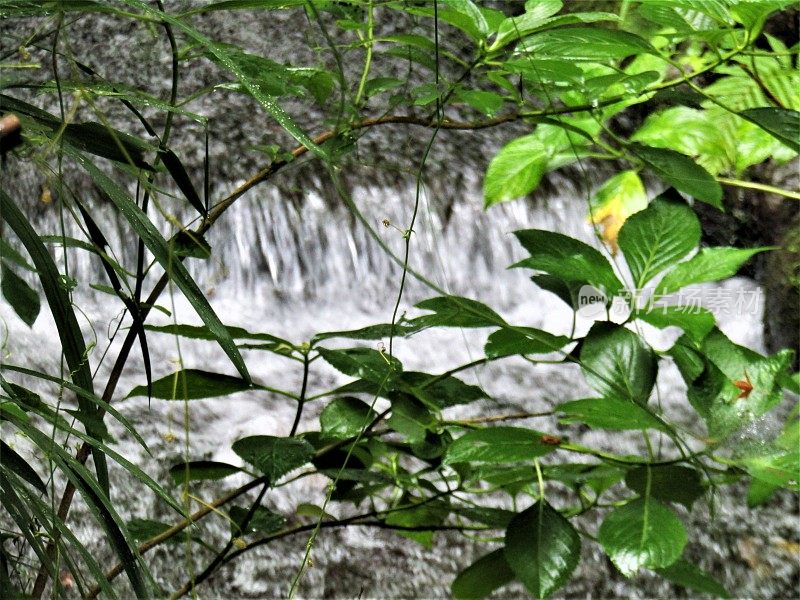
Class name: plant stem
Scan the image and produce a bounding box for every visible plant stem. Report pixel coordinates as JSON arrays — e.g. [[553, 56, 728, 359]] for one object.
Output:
[[353, 0, 374, 107], [289, 352, 311, 436], [717, 177, 800, 201]]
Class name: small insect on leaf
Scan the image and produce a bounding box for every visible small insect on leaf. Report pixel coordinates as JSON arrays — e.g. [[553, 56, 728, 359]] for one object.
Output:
[[734, 371, 753, 400], [541, 434, 563, 446]]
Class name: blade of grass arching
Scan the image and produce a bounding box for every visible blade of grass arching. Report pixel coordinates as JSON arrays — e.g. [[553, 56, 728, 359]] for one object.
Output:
[[116, 0, 329, 162], [0, 474, 66, 599], [74, 199, 153, 399], [2, 409, 154, 598], [0, 94, 155, 170], [0, 189, 110, 492], [1, 463, 118, 600], [0, 441, 47, 493], [26, 406, 184, 517], [72, 154, 250, 382], [159, 149, 206, 217], [2, 364, 150, 454]]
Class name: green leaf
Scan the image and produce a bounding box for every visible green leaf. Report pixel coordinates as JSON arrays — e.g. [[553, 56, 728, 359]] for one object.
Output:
[[168, 461, 242, 485], [483, 134, 549, 206], [179, 0, 306, 15], [580, 323, 657, 404], [445, 427, 556, 464], [384, 499, 449, 548], [453, 506, 516, 528], [489, 0, 563, 51], [127, 519, 177, 544], [452, 549, 515, 600], [558, 398, 666, 431], [397, 371, 487, 409], [159, 149, 205, 217], [747, 477, 779, 507], [631, 144, 722, 207], [485, 327, 569, 358], [518, 27, 655, 60], [119, 0, 327, 161], [599, 498, 687, 576], [625, 466, 705, 508], [0, 238, 35, 271], [231, 435, 314, 482], [635, 306, 715, 344], [631, 107, 732, 175], [229, 505, 285, 536], [318, 347, 401, 384], [456, 89, 505, 117], [412, 295, 505, 329], [74, 155, 250, 382], [312, 322, 420, 343], [0, 189, 108, 490], [617, 193, 701, 288], [0, 441, 46, 493], [655, 247, 770, 296], [320, 397, 378, 439], [1, 263, 39, 326], [512, 229, 623, 296], [529, 275, 582, 310], [388, 395, 436, 442], [655, 558, 730, 598], [504, 501, 581, 599], [740, 107, 800, 152], [127, 369, 252, 400]]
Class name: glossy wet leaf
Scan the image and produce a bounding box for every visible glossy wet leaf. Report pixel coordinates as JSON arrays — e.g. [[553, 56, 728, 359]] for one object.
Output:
[[452, 549, 515, 600], [412, 296, 504, 329], [485, 326, 569, 358], [504, 501, 580, 598], [445, 427, 556, 464], [232, 435, 314, 483], [484, 134, 549, 206], [518, 27, 655, 60], [635, 306, 716, 344], [558, 398, 666, 431], [599, 498, 686, 576], [631, 144, 722, 208], [580, 323, 657, 404], [318, 347, 401, 384], [740, 107, 800, 152], [513, 229, 623, 296], [625, 466, 705, 508], [617, 193, 701, 288], [229, 505, 285, 536], [655, 247, 771, 296], [397, 371, 487, 409]]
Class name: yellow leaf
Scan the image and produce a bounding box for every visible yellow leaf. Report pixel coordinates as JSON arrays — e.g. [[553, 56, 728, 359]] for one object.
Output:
[[588, 170, 648, 254]]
